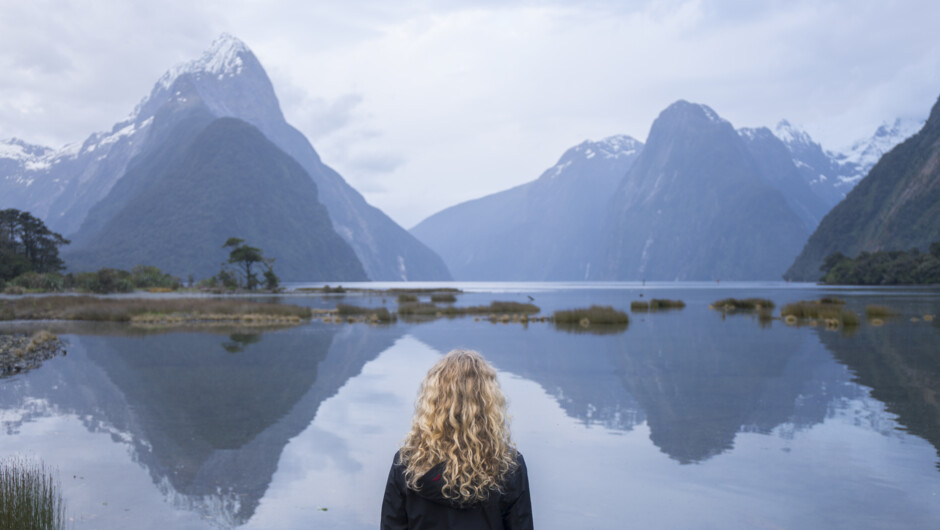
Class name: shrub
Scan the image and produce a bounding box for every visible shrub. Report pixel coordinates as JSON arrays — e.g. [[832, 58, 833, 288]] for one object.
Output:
[[397, 293, 419, 303], [129, 265, 180, 290], [11, 272, 65, 292], [630, 301, 649, 312]]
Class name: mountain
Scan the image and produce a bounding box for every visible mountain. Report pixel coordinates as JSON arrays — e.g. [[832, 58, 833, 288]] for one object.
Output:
[[785, 95, 939, 281], [774, 117, 923, 208], [411, 135, 642, 280], [65, 117, 367, 281], [0, 34, 450, 280], [598, 100, 810, 280], [737, 126, 831, 231]]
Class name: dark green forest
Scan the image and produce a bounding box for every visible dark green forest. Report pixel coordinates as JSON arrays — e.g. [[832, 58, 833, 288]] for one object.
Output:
[[820, 243, 940, 284]]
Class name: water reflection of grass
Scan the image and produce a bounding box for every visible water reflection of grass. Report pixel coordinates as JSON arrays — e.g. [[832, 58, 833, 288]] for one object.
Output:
[[0, 457, 66, 530]]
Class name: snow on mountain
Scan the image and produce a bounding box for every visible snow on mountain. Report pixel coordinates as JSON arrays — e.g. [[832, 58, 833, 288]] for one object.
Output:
[[157, 33, 247, 91], [770, 117, 924, 207], [833, 117, 925, 184]]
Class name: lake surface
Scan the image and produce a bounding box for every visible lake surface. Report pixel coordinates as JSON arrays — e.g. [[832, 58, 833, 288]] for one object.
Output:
[[2, 282, 939, 529]]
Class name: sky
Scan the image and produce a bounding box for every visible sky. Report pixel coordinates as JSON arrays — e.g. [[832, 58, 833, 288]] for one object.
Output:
[[1, 0, 938, 228]]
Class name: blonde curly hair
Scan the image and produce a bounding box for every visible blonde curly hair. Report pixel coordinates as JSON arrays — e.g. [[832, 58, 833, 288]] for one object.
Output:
[[399, 349, 517, 504]]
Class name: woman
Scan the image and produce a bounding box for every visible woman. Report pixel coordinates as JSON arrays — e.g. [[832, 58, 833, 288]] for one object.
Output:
[[381, 349, 533, 530]]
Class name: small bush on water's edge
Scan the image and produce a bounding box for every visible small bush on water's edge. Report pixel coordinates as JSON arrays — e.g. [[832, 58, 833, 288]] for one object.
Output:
[[0, 457, 66, 530], [630, 301, 649, 312]]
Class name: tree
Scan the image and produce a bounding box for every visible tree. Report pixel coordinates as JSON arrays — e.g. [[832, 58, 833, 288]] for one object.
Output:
[[0, 208, 70, 281], [222, 238, 276, 290]]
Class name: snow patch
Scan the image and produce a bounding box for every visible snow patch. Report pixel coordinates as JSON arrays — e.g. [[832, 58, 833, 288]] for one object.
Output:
[[398, 255, 408, 281], [157, 33, 249, 91]]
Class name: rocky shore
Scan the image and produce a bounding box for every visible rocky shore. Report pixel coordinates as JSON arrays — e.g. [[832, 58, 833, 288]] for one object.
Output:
[[0, 331, 67, 376]]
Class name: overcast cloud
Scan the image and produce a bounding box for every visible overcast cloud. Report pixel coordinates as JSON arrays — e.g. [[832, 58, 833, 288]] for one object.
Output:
[[1, 0, 937, 227]]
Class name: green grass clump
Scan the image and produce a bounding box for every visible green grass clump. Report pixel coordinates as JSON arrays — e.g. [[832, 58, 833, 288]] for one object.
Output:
[[630, 300, 650, 312], [649, 299, 686, 310], [336, 303, 394, 322], [430, 293, 457, 303], [553, 305, 629, 325], [0, 296, 312, 322], [711, 298, 775, 311], [0, 457, 66, 530], [398, 301, 539, 319], [781, 299, 859, 328], [865, 304, 897, 319], [397, 294, 419, 303]]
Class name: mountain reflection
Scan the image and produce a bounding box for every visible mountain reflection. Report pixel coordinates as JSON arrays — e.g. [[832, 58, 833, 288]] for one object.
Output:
[[816, 321, 940, 469], [411, 315, 867, 464], [0, 323, 405, 527]]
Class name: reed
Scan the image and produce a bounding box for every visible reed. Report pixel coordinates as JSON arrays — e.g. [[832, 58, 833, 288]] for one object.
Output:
[[397, 294, 419, 303], [0, 457, 66, 530]]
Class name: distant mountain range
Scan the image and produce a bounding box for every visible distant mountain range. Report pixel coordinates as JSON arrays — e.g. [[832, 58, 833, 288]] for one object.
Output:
[[786, 95, 939, 281], [1, 34, 928, 282], [413, 100, 924, 281], [412, 136, 642, 280], [0, 34, 450, 281]]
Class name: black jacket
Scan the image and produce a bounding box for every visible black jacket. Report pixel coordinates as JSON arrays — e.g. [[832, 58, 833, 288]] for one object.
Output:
[[381, 451, 533, 530]]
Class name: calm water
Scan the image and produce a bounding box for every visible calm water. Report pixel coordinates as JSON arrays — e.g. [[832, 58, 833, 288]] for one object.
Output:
[[1, 283, 939, 529]]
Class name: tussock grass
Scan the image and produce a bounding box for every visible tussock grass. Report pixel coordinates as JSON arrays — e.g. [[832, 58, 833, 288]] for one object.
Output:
[[398, 301, 539, 319], [335, 303, 395, 322], [649, 299, 686, 310], [430, 293, 457, 303], [711, 298, 775, 311], [552, 306, 629, 335], [781, 299, 859, 328], [397, 294, 418, 303], [630, 301, 649, 312], [553, 305, 629, 325], [865, 305, 897, 319], [0, 296, 312, 323], [0, 457, 66, 530]]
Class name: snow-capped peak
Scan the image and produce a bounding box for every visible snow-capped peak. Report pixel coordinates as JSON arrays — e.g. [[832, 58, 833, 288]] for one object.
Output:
[[774, 120, 814, 146], [157, 33, 250, 91], [573, 134, 642, 160], [838, 117, 924, 169]]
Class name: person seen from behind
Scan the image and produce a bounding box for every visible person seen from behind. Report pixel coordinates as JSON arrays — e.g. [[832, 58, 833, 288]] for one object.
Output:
[[381, 349, 533, 529]]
